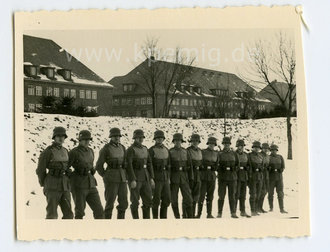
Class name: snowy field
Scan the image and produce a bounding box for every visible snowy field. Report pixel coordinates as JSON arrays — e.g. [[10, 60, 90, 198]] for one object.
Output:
[[23, 113, 299, 219]]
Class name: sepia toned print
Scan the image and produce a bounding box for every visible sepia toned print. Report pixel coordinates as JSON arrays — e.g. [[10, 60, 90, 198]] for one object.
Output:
[[14, 6, 309, 240]]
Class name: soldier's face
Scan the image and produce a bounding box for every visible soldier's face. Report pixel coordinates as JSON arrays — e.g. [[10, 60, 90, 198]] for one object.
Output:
[[262, 148, 269, 154], [237, 145, 243, 151], [208, 143, 215, 149], [253, 147, 260, 152], [223, 143, 230, 149], [111, 136, 120, 143], [191, 140, 199, 147], [174, 140, 181, 147], [135, 137, 144, 144], [155, 138, 164, 144], [54, 135, 65, 145], [80, 139, 90, 147], [271, 150, 278, 155]]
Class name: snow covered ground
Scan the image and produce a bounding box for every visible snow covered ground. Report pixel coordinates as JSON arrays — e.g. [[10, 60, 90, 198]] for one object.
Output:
[[23, 113, 298, 219]]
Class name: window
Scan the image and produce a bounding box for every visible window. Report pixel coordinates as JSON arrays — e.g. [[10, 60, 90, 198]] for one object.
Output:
[[123, 84, 135, 92], [135, 98, 140, 105], [147, 97, 152, 104], [86, 90, 91, 99], [64, 89, 70, 97], [28, 103, 35, 112], [141, 97, 146, 105], [28, 85, 35, 96], [54, 88, 60, 97], [92, 91, 97, 100], [127, 98, 133, 105], [141, 110, 148, 117], [207, 101, 212, 107], [46, 68, 55, 79], [193, 99, 197, 106], [71, 89, 76, 98], [121, 98, 127, 105], [176, 98, 180, 106], [80, 90, 85, 99], [36, 86, 42, 96], [113, 98, 119, 106], [46, 87, 52, 96], [36, 104, 42, 112]]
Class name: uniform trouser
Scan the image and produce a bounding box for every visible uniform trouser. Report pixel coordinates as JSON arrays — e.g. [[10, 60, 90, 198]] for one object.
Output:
[[249, 179, 262, 213], [198, 180, 216, 216], [152, 180, 171, 219], [130, 180, 152, 219], [104, 182, 128, 219], [235, 180, 248, 213], [183, 180, 201, 217], [217, 179, 237, 214], [268, 178, 284, 210], [259, 178, 269, 210], [44, 190, 73, 219], [71, 187, 104, 219], [171, 182, 193, 218]]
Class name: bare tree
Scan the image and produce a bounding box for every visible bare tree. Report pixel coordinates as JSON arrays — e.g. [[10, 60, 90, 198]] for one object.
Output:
[[246, 32, 296, 159]]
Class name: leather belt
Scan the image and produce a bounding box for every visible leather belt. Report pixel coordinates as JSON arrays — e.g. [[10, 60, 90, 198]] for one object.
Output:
[[226, 167, 231, 171], [240, 167, 245, 170], [207, 166, 212, 170]]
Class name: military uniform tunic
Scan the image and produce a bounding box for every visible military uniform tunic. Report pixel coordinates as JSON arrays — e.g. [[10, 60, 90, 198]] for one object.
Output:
[[126, 142, 154, 219], [96, 141, 128, 219], [248, 151, 264, 213], [36, 143, 73, 219], [149, 143, 171, 218], [169, 146, 193, 218], [187, 146, 203, 203], [217, 148, 239, 214], [268, 153, 285, 210], [69, 145, 104, 219], [259, 151, 270, 209]]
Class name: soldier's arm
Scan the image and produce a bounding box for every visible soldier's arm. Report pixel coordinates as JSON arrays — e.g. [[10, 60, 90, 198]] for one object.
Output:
[[90, 149, 96, 175], [187, 150, 194, 181], [280, 155, 285, 172], [126, 147, 136, 181], [147, 148, 154, 179], [36, 148, 51, 187], [167, 148, 171, 178], [234, 152, 240, 172], [95, 147, 106, 177], [122, 145, 127, 169]]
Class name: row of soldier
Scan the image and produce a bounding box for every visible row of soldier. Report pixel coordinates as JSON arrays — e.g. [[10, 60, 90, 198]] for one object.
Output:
[[36, 126, 287, 219]]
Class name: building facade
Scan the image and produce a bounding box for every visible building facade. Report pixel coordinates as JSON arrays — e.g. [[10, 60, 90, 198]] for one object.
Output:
[[23, 35, 113, 115]]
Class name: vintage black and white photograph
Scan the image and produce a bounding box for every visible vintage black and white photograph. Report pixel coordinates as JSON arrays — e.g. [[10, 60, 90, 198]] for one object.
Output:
[[14, 7, 309, 239]]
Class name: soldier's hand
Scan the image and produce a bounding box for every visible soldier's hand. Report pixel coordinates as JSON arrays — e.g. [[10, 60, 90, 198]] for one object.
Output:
[[131, 180, 137, 189], [150, 178, 155, 189]]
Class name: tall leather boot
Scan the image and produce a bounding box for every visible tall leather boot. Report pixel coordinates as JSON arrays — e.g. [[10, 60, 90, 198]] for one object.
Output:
[[197, 202, 203, 218], [104, 212, 112, 219], [250, 199, 258, 216], [172, 204, 180, 219], [131, 208, 139, 219], [259, 196, 267, 213], [142, 207, 151, 219], [206, 201, 214, 218], [230, 200, 238, 218], [217, 199, 224, 218], [117, 210, 125, 219], [268, 196, 273, 212], [152, 207, 159, 219], [160, 207, 167, 219], [278, 198, 288, 213], [186, 206, 193, 218]]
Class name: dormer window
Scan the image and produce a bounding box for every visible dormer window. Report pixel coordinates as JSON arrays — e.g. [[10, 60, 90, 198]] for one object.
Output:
[[123, 83, 135, 92], [40, 67, 56, 80], [193, 86, 201, 94], [57, 69, 72, 81], [24, 65, 38, 78]]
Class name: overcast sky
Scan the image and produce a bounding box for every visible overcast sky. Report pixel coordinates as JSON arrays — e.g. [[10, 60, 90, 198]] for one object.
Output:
[[25, 29, 291, 88]]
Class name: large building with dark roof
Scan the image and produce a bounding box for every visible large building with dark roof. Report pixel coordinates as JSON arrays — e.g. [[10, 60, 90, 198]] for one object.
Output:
[[109, 59, 273, 119], [23, 35, 113, 115]]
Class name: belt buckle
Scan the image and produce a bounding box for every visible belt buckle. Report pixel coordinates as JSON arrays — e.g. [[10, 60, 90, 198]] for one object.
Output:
[[143, 164, 147, 169], [196, 166, 199, 170], [207, 166, 211, 170], [240, 167, 244, 170], [179, 167, 183, 171], [163, 167, 166, 170], [274, 169, 278, 172], [256, 168, 259, 172], [226, 167, 230, 171]]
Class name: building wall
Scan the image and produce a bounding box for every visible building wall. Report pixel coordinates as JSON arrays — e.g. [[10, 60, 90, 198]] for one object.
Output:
[[24, 79, 113, 115]]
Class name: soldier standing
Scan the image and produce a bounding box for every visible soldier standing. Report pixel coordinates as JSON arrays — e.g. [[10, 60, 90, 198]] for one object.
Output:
[[235, 139, 250, 218], [36, 127, 73, 219], [96, 128, 128, 219], [248, 141, 264, 216], [126, 129, 155, 219], [68, 130, 104, 219], [217, 137, 239, 218], [197, 137, 219, 218], [169, 133, 194, 219], [268, 144, 288, 213], [259, 143, 270, 213], [187, 134, 203, 218], [149, 130, 171, 219]]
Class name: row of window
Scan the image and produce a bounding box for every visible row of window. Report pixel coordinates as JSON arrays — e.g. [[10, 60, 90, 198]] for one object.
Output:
[[113, 97, 153, 106], [27, 85, 98, 100], [27, 103, 42, 112]]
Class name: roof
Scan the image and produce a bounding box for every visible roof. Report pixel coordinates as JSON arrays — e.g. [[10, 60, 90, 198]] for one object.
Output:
[[259, 82, 296, 106], [23, 35, 112, 88], [109, 59, 271, 102]]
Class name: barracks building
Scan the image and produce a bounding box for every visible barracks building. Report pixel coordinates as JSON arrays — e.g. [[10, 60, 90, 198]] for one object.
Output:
[[109, 60, 273, 119], [23, 35, 113, 115]]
